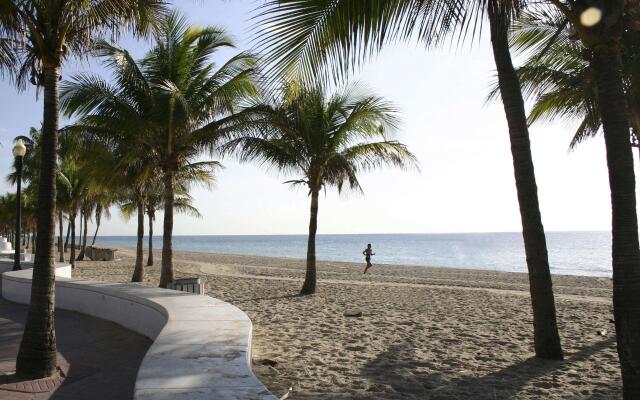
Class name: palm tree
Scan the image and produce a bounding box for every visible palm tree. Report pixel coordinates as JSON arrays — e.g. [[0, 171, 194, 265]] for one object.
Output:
[[91, 197, 112, 246], [223, 83, 417, 294], [489, 9, 640, 154], [58, 157, 89, 270], [0, 193, 17, 241], [56, 177, 72, 263], [0, 0, 166, 379], [61, 11, 257, 288], [76, 200, 92, 260], [118, 185, 149, 282], [121, 179, 201, 271], [144, 179, 201, 267], [253, 0, 564, 360], [144, 12, 257, 288], [502, 6, 640, 393], [7, 127, 68, 261]]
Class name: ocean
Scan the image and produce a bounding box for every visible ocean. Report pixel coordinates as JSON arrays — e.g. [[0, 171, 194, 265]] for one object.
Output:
[[94, 231, 612, 277]]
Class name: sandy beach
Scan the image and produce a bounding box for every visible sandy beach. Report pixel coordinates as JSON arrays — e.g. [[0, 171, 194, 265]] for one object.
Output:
[[72, 248, 620, 399]]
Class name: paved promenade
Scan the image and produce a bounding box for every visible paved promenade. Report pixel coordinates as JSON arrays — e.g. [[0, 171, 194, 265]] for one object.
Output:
[[0, 297, 150, 399]]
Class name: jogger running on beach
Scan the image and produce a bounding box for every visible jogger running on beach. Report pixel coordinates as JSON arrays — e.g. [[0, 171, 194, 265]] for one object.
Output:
[[363, 244, 375, 274]]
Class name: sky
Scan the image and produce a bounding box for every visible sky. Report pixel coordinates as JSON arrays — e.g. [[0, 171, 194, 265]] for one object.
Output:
[[0, 0, 622, 236]]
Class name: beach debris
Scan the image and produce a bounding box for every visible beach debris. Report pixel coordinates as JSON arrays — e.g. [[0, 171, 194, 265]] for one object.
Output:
[[344, 309, 363, 317], [597, 329, 608, 336], [256, 358, 280, 367], [279, 387, 293, 400]]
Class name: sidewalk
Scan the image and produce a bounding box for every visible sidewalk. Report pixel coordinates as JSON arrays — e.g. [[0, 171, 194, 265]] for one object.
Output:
[[0, 297, 151, 399]]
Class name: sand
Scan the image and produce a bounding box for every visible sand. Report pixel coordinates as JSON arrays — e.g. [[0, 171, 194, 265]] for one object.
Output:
[[72, 248, 621, 399]]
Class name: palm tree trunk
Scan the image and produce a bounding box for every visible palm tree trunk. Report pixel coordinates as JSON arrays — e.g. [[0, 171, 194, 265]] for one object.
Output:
[[592, 44, 640, 397], [58, 211, 64, 263], [91, 205, 102, 246], [26, 231, 30, 249], [70, 213, 76, 269], [132, 199, 145, 282], [147, 207, 154, 267], [15, 65, 59, 379], [77, 209, 88, 260], [77, 210, 83, 252], [159, 171, 174, 288], [487, 2, 563, 360], [300, 189, 319, 295], [64, 219, 70, 252]]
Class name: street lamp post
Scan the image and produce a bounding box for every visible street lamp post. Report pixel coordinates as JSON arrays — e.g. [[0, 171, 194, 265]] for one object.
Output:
[[12, 139, 26, 271]]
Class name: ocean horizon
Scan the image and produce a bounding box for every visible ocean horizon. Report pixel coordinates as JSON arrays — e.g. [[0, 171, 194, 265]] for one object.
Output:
[[94, 231, 612, 278]]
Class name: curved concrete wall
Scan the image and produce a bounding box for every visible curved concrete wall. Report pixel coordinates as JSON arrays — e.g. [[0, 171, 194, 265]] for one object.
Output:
[[2, 268, 277, 400]]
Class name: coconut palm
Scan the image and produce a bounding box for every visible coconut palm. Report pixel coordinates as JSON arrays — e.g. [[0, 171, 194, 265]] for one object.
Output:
[[143, 179, 201, 267], [91, 197, 113, 246], [118, 185, 149, 281], [143, 12, 257, 287], [121, 181, 201, 269], [253, 0, 564, 359], [61, 11, 257, 288], [0, 0, 166, 379], [7, 127, 70, 261], [58, 158, 89, 270], [489, 9, 640, 155], [501, 6, 640, 392], [56, 176, 72, 263], [223, 83, 417, 294]]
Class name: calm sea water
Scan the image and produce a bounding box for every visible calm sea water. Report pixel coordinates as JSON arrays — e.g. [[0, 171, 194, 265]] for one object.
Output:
[[95, 231, 612, 277]]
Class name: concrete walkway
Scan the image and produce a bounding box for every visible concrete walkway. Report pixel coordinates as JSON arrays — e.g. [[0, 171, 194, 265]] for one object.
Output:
[[0, 298, 151, 400]]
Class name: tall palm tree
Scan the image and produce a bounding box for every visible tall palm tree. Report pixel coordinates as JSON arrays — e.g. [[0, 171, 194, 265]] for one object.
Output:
[[0, 0, 166, 379], [503, 5, 640, 393], [144, 12, 257, 288], [62, 11, 257, 288], [253, 0, 564, 360], [224, 83, 417, 294]]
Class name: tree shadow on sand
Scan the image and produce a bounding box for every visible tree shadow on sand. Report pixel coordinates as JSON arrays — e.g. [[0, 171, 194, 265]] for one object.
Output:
[[355, 336, 619, 400]]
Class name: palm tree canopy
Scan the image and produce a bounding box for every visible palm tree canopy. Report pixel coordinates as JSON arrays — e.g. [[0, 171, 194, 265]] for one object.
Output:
[[490, 8, 640, 149], [61, 11, 257, 177], [252, 0, 523, 83], [223, 83, 418, 194], [0, 0, 167, 90]]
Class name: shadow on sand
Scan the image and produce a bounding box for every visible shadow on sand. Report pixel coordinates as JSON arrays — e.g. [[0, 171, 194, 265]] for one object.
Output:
[[355, 335, 619, 400]]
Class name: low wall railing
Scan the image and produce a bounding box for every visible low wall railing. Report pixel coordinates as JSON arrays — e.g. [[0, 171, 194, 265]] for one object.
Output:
[[2, 267, 277, 400]]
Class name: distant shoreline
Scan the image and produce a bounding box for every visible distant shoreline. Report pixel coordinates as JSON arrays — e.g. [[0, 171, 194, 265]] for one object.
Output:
[[95, 230, 611, 237], [104, 245, 612, 280]]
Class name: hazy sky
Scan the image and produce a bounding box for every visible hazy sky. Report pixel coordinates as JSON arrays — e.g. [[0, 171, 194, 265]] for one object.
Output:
[[0, 0, 624, 236]]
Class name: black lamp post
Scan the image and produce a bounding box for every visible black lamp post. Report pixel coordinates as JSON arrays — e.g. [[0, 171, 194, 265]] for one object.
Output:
[[12, 139, 26, 271]]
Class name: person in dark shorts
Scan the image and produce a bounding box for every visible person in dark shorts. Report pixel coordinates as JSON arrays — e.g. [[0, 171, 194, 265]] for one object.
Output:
[[363, 244, 375, 274]]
